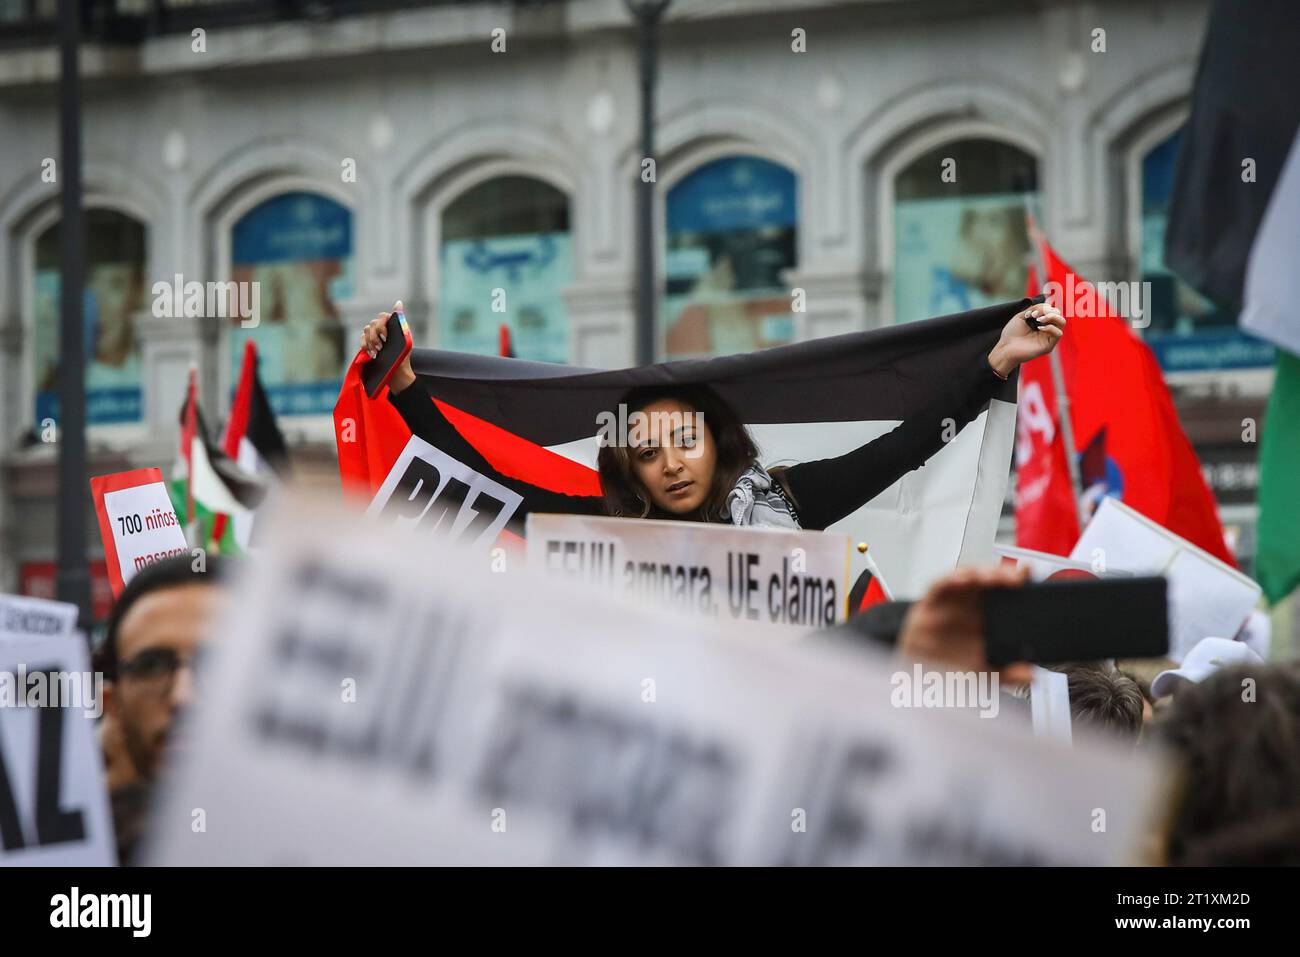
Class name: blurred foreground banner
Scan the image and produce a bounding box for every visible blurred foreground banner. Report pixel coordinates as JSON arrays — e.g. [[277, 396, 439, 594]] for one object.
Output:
[[526, 514, 851, 629], [147, 496, 1168, 866]]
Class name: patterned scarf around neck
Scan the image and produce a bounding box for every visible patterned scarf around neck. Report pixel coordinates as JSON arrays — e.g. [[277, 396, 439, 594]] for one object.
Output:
[[722, 464, 801, 529]]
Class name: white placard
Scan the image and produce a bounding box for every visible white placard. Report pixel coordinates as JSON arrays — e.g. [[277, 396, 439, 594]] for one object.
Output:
[[91, 468, 189, 596], [527, 513, 852, 629], [366, 435, 523, 550], [1070, 498, 1260, 662], [0, 634, 116, 866], [994, 544, 1130, 582], [146, 497, 1169, 866], [0, 594, 79, 642]]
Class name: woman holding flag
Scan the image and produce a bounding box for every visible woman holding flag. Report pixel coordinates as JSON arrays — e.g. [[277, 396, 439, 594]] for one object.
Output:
[[359, 301, 1063, 531]]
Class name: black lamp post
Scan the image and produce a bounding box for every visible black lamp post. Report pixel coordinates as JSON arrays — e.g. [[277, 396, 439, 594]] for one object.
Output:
[[56, 0, 91, 626], [626, 0, 670, 367]]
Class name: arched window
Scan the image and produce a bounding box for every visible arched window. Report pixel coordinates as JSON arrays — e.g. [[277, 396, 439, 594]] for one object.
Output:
[[33, 209, 147, 426], [440, 176, 571, 362], [663, 156, 798, 359], [230, 191, 352, 417], [892, 139, 1038, 323]]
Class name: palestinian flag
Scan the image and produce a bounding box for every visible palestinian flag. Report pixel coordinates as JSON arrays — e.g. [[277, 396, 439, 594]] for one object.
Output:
[[209, 341, 289, 551], [848, 549, 894, 614], [499, 324, 515, 358], [335, 299, 1026, 598], [1164, 0, 1299, 316], [171, 367, 268, 552], [1165, 0, 1300, 603]]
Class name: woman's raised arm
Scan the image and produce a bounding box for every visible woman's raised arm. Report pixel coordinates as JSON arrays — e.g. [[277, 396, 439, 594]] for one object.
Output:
[[780, 303, 1064, 531]]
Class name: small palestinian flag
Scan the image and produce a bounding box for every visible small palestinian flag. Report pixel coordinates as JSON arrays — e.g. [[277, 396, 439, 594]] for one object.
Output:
[[209, 341, 289, 551], [848, 548, 894, 614], [499, 324, 515, 358], [170, 366, 268, 552]]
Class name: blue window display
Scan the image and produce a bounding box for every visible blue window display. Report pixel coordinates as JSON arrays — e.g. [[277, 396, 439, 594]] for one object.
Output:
[[892, 140, 1038, 325], [230, 191, 353, 417], [440, 177, 571, 363], [663, 156, 799, 358], [33, 211, 147, 426]]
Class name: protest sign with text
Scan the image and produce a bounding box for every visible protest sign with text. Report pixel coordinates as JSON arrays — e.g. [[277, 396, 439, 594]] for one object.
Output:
[[90, 467, 189, 596], [527, 513, 852, 629], [0, 594, 79, 642], [366, 435, 522, 550]]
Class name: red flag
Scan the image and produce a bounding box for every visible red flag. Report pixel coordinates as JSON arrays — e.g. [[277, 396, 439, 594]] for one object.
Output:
[[1015, 236, 1234, 566], [499, 323, 515, 358]]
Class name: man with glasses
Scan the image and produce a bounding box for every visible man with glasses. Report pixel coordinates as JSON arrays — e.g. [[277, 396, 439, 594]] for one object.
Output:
[[100, 555, 231, 863]]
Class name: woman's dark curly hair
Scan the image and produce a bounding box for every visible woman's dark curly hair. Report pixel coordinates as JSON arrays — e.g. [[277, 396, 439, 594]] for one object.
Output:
[[595, 382, 761, 522]]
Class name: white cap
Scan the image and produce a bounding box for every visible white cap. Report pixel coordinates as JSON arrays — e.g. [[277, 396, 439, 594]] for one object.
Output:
[[1151, 637, 1263, 699]]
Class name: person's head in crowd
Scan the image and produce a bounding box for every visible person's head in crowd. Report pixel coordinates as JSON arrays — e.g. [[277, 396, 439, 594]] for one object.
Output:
[[598, 382, 772, 522], [1117, 668, 1156, 725], [1055, 664, 1145, 746], [1118, 657, 1179, 719], [102, 555, 230, 784], [1150, 636, 1263, 700], [1156, 663, 1300, 866]]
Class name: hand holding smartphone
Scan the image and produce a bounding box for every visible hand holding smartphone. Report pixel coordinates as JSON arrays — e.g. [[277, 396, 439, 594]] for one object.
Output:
[[361, 303, 414, 399], [848, 570, 1169, 675], [981, 576, 1168, 666]]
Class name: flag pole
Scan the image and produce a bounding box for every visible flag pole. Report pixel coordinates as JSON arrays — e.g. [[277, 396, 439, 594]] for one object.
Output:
[[183, 365, 201, 549], [1024, 203, 1090, 536]]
